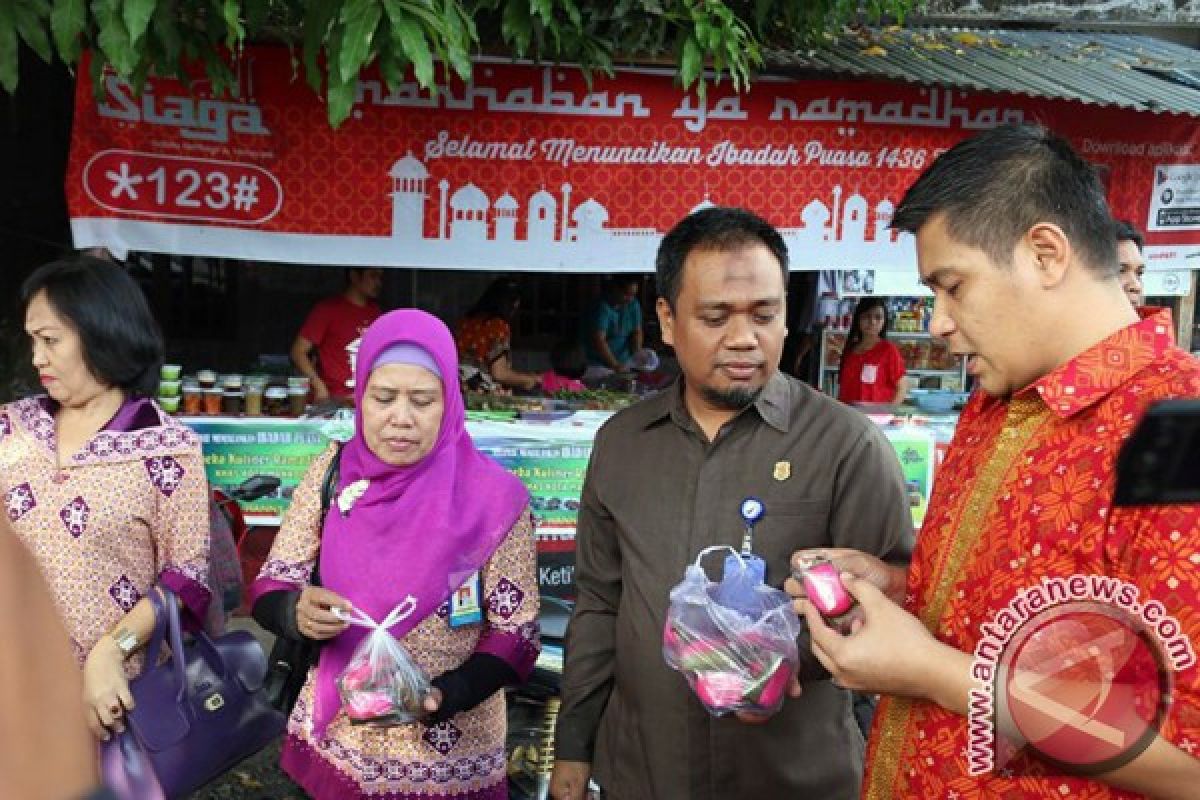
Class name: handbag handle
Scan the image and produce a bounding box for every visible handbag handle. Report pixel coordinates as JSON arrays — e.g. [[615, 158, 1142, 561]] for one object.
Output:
[[141, 587, 171, 671], [145, 588, 189, 704], [148, 587, 237, 703]]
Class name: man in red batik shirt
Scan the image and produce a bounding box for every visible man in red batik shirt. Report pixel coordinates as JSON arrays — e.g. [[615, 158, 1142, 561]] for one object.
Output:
[[291, 268, 383, 401], [788, 124, 1200, 799]]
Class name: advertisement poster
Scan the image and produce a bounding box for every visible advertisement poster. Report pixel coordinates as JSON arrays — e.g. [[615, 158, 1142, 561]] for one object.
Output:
[[66, 48, 1200, 273], [468, 419, 597, 601], [183, 416, 332, 524], [185, 414, 936, 597], [883, 426, 937, 530]]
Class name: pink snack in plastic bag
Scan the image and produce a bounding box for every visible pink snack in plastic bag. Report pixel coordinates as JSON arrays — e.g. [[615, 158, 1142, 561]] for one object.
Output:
[[662, 546, 803, 718], [336, 602, 432, 726]]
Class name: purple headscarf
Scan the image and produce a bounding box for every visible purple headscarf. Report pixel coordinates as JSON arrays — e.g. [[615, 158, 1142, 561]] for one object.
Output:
[[312, 309, 528, 735]]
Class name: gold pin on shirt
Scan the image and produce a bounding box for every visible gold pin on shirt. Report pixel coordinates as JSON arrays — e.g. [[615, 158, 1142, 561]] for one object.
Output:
[[773, 461, 791, 481]]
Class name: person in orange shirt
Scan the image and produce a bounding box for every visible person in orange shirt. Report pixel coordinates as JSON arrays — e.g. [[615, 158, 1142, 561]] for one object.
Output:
[[837, 297, 907, 405], [789, 124, 1200, 799], [455, 277, 541, 392]]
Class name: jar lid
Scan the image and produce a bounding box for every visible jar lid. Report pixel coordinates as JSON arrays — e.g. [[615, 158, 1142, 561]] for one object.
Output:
[[265, 387, 288, 398]]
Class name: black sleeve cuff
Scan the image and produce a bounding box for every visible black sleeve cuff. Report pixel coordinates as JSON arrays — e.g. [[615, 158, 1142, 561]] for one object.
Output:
[[251, 589, 303, 640], [427, 653, 520, 724]]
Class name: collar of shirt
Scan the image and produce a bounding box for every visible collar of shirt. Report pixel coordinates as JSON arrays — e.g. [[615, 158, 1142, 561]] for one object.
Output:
[[993, 307, 1176, 420], [637, 370, 791, 435]]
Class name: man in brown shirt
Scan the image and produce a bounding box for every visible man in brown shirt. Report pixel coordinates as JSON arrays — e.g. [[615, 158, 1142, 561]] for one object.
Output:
[[550, 207, 914, 799]]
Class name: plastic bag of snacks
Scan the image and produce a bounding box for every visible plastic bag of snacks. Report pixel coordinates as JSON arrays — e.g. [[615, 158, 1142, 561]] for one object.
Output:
[[663, 547, 803, 718], [335, 602, 431, 726]]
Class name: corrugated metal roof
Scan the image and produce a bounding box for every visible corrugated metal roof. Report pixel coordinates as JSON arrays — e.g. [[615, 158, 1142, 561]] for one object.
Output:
[[766, 28, 1200, 116]]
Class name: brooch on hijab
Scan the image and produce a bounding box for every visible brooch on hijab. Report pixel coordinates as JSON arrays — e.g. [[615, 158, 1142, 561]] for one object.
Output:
[[337, 479, 371, 516]]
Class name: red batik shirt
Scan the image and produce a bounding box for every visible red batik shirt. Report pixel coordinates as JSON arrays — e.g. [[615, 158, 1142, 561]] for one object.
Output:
[[864, 309, 1200, 799]]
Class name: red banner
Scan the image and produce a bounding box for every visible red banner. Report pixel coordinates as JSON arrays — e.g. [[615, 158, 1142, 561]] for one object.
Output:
[[67, 47, 1200, 273]]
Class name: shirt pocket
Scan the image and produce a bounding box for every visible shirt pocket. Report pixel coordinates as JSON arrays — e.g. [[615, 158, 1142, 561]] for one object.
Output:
[[751, 498, 830, 586]]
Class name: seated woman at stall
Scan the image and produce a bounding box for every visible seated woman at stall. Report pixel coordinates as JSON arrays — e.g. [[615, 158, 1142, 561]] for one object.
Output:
[[837, 297, 908, 405], [2, 256, 212, 743], [456, 278, 541, 392], [541, 339, 587, 394], [250, 309, 540, 800]]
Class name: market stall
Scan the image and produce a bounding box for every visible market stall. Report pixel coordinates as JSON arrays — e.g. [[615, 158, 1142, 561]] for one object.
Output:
[[63, 40, 1200, 603], [183, 407, 945, 600]]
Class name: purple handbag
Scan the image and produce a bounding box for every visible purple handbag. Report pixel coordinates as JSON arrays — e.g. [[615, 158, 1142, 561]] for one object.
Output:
[[102, 587, 286, 799]]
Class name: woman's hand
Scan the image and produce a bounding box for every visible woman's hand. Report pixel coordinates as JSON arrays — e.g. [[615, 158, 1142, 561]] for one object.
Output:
[[82, 636, 134, 741], [422, 687, 444, 716], [296, 586, 352, 640]]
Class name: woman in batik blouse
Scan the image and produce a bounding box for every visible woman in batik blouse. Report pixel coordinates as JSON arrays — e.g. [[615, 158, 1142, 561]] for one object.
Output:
[[251, 309, 540, 800], [1, 256, 211, 742]]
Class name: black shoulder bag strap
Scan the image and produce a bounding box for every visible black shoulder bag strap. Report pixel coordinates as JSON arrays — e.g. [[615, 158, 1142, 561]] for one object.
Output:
[[311, 440, 344, 586], [266, 441, 343, 714]]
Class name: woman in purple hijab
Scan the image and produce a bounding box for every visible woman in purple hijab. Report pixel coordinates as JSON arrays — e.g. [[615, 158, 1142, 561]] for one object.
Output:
[[250, 310, 540, 800]]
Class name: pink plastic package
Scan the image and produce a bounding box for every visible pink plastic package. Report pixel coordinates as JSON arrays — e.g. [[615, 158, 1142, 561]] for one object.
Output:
[[336, 605, 432, 726], [662, 547, 803, 718]]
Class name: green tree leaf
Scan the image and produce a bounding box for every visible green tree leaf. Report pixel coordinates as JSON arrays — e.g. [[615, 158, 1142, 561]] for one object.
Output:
[[223, 0, 246, 44], [50, 0, 86, 61], [14, 2, 54, 63], [679, 33, 701, 88], [338, 0, 383, 84], [501, 0, 531, 55], [151, 1, 181, 67], [0, 1, 18, 92], [122, 0, 155, 45], [327, 77, 356, 127], [392, 14, 433, 87], [302, 0, 338, 92], [93, 0, 136, 75]]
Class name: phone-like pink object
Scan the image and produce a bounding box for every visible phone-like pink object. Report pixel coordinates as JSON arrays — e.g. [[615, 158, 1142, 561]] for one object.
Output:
[[796, 557, 855, 617]]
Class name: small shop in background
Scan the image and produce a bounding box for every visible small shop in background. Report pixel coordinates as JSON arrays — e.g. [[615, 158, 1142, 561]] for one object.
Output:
[[815, 269, 967, 401]]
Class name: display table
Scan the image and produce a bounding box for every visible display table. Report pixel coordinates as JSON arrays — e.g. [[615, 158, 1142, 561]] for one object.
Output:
[[182, 409, 955, 599]]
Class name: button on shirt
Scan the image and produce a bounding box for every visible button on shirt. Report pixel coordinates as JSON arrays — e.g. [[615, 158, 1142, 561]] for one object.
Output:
[[556, 371, 915, 800]]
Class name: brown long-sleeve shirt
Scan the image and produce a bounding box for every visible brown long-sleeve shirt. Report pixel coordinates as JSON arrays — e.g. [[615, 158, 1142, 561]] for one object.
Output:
[[556, 372, 915, 800]]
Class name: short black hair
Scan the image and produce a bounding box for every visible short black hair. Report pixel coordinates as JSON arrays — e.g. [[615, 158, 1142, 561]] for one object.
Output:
[[1114, 219, 1144, 252], [549, 339, 587, 380], [20, 256, 164, 397], [605, 274, 640, 291], [891, 124, 1118, 276], [656, 206, 789, 308]]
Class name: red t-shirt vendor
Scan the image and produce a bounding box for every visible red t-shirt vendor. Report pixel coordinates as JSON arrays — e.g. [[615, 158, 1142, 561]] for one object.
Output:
[[837, 297, 908, 405], [291, 268, 383, 401]]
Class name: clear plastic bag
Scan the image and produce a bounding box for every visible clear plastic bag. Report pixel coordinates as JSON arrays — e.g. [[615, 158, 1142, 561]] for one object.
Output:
[[335, 601, 432, 726], [663, 546, 803, 718]]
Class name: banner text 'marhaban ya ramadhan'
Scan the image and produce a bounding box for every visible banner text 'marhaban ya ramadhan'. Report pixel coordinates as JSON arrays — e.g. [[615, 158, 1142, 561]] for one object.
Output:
[[67, 49, 1200, 271]]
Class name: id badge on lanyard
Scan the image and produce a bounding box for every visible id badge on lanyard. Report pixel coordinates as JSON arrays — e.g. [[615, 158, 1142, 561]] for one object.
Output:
[[448, 571, 483, 628]]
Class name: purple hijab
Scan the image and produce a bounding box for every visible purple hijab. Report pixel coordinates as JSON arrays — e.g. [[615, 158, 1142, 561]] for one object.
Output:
[[313, 309, 528, 735]]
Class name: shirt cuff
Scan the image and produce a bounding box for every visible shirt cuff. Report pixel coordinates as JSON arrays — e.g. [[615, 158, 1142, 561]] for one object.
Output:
[[158, 566, 212, 631]]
